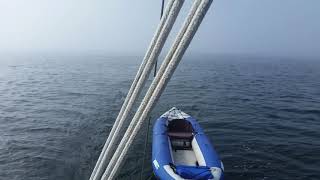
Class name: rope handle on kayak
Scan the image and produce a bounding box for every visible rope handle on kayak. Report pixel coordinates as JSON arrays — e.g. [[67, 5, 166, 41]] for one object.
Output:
[[169, 163, 177, 172]]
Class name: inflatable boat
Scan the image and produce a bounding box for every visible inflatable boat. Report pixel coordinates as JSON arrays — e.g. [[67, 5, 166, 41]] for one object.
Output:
[[152, 107, 224, 180]]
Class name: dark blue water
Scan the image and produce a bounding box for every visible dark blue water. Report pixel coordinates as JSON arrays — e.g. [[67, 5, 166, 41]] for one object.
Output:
[[0, 54, 319, 180]]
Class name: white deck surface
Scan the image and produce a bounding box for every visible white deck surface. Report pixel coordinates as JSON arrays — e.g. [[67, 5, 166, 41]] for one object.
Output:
[[172, 149, 197, 166]]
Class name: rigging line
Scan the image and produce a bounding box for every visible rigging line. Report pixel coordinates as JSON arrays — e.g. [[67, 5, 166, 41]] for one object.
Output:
[[140, 2, 166, 180], [154, 0, 165, 77], [139, 116, 152, 180]]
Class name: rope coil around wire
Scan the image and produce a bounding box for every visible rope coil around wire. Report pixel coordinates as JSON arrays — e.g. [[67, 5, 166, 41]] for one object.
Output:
[[101, 0, 200, 176], [90, 1, 183, 180], [101, 0, 213, 179]]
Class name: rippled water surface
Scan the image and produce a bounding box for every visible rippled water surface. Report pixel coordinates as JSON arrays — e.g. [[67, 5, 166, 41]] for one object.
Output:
[[0, 54, 319, 180]]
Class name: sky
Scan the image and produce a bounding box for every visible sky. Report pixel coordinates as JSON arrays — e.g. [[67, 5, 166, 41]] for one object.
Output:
[[0, 0, 319, 58]]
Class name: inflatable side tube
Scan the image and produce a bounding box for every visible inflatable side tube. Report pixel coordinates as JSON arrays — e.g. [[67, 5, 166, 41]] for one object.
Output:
[[187, 116, 224, 180], [152, 117, 178, 180]]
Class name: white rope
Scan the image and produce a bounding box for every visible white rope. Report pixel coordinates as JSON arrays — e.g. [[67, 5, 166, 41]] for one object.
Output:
[[101, 0, 200, 177], [89, 1, 183, 180], [102, 0, 213, 179]]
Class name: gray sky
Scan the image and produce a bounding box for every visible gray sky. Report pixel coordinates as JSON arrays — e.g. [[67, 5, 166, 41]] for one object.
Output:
[[0, 0, 319, 58]]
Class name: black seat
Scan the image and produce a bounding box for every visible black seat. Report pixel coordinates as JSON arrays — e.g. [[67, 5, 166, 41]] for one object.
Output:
[[167, 119, 194, 150], [167, 132, 193, 140]]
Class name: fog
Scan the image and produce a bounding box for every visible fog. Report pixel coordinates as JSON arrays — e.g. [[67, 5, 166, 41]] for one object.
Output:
[[0, 0, 319, 58]]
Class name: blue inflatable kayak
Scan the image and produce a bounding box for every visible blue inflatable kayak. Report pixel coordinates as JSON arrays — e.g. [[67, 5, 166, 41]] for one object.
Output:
[[152, 107, 224, 180]]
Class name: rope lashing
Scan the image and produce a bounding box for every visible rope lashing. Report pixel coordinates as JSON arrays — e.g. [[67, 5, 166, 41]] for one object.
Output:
[[101, 0, 213, 179], [89, 1, 183, 180]]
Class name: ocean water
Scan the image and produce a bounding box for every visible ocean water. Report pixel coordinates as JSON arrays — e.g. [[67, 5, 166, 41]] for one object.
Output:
[[0, 54, 319, 180]]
